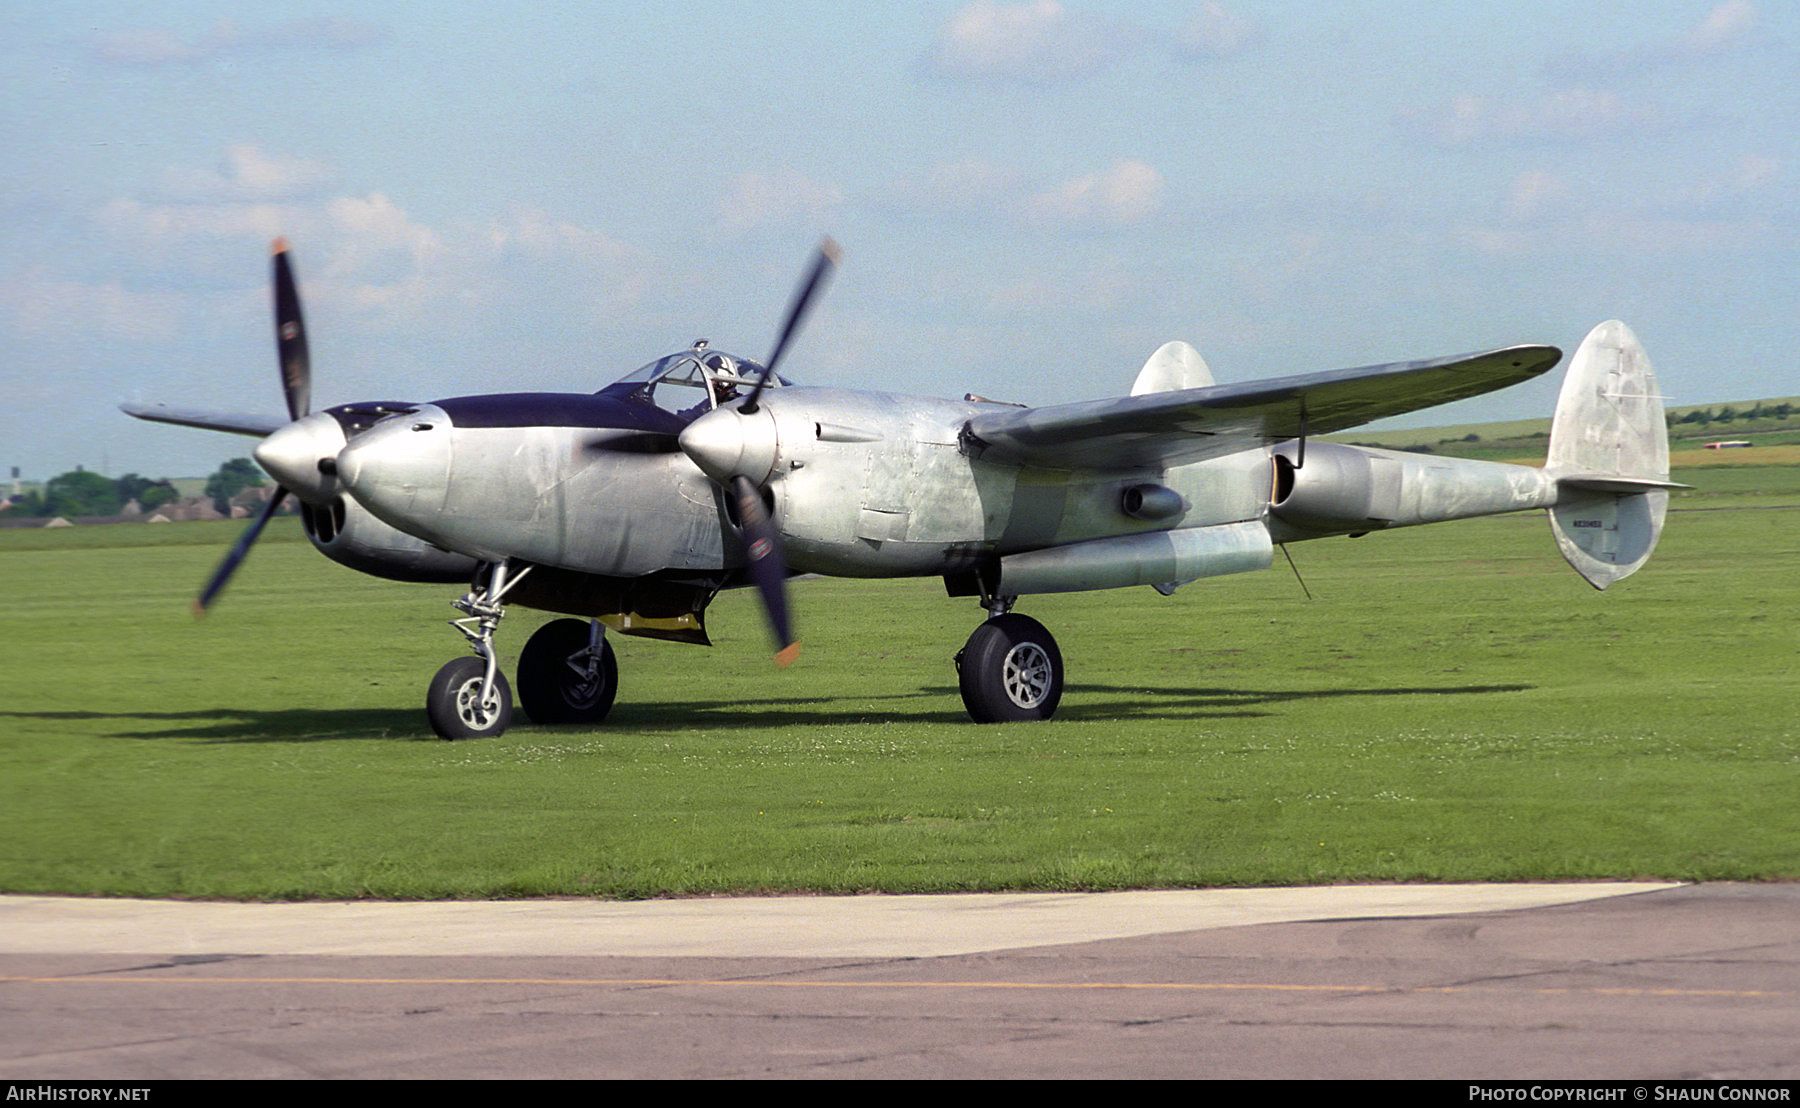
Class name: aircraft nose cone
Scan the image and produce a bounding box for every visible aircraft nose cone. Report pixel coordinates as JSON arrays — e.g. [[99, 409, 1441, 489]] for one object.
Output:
[[334, 406, 451, 525], [253, 412, 346, 504], [679, 404, 779, 485]]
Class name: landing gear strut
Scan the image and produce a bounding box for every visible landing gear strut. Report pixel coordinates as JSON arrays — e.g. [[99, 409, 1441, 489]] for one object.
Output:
[[954, 593, 1065, 723], [427, 560, 531, 740]]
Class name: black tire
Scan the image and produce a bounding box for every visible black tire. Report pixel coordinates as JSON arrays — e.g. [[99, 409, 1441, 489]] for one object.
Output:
[[516, 618, 618, 726], [426, 656, 513, 740], [955, 613, 1063, 723]]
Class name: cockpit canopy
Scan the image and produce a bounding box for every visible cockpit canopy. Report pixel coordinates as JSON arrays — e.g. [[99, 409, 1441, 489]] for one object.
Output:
[[605, 341, 787, 418]]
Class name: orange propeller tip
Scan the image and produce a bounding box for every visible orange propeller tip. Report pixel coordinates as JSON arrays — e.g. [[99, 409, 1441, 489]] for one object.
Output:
[[271, 236, 290, 255], [775, 642, 801, 669], [191, 600, 207, 620]]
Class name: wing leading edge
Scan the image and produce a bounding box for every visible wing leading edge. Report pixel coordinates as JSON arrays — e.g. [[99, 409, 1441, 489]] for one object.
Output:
[[961, 345, 1563, 469]]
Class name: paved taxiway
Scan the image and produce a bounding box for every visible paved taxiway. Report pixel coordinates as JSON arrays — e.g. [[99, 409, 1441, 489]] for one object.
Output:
[[4, 883, 1798, 1079]]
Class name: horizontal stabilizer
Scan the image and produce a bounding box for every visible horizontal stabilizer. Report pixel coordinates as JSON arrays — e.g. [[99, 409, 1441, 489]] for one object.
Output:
[[1557, 475, 1690, 495]]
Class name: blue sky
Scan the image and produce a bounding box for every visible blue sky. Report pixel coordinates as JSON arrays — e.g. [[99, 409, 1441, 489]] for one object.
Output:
[[3, 1, 1795, 478]]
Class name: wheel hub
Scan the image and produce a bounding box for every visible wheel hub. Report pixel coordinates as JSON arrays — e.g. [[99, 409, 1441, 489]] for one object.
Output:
[[1001, 642, 1053, 709], [562, 651, 604, 707], [455, 677, 503, 728]]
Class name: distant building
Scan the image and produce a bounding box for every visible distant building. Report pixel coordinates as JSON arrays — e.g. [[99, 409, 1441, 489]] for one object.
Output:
[[164, 496, 225, 522]]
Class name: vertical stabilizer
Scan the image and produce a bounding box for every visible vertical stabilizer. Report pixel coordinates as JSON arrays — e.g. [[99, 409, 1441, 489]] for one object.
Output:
[[1546, 320, 1675, 590], [1131, 341, 1215, 395]]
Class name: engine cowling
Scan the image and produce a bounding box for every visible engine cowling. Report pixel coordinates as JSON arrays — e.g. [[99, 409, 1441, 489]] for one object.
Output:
[[1269, 441, 1390, 534], [299, 494, 477, 583]]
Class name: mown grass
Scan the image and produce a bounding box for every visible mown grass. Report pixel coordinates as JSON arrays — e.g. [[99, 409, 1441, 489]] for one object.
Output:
[[2, 464, 1796, 900]]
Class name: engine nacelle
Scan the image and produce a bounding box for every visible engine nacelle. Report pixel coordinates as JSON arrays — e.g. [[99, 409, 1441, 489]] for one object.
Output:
[[299, 494, 478, 583]]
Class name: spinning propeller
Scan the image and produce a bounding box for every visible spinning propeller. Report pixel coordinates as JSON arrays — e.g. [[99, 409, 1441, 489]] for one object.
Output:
[[681, 238, 839, 667], [193, 240, 312, 615]]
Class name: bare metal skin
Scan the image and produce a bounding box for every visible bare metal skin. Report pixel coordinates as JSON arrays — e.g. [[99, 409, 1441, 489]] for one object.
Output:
[[124, 239, 1676, 736]]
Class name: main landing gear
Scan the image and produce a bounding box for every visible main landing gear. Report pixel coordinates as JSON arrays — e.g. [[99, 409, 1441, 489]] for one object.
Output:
[[425, 561, 619, 740], [954, 594, 1065, 723]]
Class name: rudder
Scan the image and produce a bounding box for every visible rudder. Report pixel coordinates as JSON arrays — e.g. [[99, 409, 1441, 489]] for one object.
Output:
[[1545, 320, 1680, 590]]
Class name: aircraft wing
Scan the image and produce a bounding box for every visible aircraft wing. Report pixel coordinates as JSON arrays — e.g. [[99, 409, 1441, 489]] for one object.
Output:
[[120, 403, 288, 438], [962, 345, 1562, 469]]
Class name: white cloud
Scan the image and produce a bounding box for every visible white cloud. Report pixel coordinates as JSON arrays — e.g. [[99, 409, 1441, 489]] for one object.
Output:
[[1024, 160, 1164, 228], [929, 0, 1117, 82], [1502, 170, 1568, 222], [1545, 1, 1766, 81], [94, 196, 298, 243], [0, 268, 184, 343], [91, 18, 388, 66], [164, 146, 333, 202], [1403, 88, 1663, 147], [1468, 161, 1786, 258], [895, 158, 1023, 214], [327, 194, 439, 254], [78, 147, 662, 339], [1180, 1, 1263, 59], [1685, 1, 1760, 53], [899, 157, 1165, 231], [926, 1, 1257, 83], [485, 209, 637, 265], [716, 171, 845, 237], [91, 29, 199, 66]]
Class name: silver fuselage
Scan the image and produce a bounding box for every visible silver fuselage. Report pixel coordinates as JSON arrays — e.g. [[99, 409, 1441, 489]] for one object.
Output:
[[333, 384, 1562, 590]]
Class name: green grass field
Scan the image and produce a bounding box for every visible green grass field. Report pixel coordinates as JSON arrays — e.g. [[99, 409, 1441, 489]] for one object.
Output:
[[3, 463, 1797, 900]]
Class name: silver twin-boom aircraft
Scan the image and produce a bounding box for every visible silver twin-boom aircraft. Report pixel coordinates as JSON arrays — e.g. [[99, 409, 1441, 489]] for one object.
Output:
[[124, 240, 1678, 739]]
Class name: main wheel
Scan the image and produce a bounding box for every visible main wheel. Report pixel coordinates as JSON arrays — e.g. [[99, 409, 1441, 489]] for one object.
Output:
[[427, 656, 513, 740], [516, 618, 618, 725], [955, 613, 1064, 723]]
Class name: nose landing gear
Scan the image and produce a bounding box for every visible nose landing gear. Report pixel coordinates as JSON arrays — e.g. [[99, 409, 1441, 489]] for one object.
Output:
[[426, 560, 528, 740], [425, 561, 622, 740]]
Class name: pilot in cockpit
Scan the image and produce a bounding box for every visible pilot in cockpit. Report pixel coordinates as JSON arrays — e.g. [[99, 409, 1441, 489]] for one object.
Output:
[[704, 353, 741, 406]]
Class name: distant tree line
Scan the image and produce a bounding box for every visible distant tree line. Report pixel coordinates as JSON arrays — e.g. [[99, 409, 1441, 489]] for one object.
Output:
[[6, 459, 265, 518], [1667, 402, 1794, 429]]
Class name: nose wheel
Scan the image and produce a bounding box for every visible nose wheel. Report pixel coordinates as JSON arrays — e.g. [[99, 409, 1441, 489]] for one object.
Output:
[[955, 612, 1064, 723], [427, 656, 514, 740]]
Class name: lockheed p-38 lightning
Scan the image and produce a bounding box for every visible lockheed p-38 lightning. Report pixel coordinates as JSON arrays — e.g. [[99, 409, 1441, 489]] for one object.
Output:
[[125, 239, 1676, 738]]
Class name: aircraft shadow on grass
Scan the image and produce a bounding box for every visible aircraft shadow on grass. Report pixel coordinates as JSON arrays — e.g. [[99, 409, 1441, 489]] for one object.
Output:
[[2, 681, 1532, 742]]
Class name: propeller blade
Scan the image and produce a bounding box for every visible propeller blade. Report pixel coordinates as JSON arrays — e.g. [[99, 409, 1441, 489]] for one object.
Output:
[[272, 238, 311, 422], [194, 486, 291, 617], [732, 475, 799, 667], [742, 237, 839, 414]]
